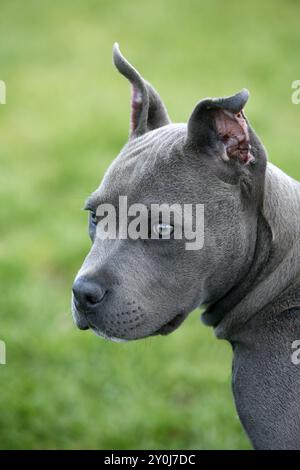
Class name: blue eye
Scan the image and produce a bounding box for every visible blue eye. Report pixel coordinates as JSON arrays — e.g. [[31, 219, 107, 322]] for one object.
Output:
[[90, 211, 97, 225], [152, 223, 174, 238]]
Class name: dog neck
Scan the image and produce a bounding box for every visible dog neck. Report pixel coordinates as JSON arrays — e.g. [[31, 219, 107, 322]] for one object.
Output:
[[202, 162, 300, 340]]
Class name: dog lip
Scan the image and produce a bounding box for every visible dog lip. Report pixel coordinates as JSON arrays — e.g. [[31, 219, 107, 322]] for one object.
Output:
[[88, 323, 128, 343], [152, 311, 187, 336], [72, 302, 90, 330]]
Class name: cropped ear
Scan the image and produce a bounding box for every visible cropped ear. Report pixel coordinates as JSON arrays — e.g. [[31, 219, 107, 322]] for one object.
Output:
[[187, 89, 254, 165], [113, 43, 171, 138]]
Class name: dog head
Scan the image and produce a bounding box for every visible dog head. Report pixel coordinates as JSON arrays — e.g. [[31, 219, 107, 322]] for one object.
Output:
[[72, 44, 267, 341]]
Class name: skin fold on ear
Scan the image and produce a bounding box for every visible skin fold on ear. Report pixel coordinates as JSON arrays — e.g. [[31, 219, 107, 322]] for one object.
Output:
[[187, 89, 255, 165], [113, 43, 171, 138]]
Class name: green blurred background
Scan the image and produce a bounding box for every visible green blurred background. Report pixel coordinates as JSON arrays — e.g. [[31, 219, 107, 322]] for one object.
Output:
[[0, 0, 299, 450]]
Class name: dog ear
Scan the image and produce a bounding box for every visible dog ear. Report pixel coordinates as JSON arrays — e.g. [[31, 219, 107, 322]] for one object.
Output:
[[113, 43, 170, 138], [186, 89, 254, 165]]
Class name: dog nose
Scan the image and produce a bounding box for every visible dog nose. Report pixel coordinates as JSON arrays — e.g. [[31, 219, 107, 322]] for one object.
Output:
[[72, 277, 106, 312]]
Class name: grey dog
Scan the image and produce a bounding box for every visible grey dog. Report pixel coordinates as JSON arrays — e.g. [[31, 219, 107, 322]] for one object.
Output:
[[72, 44, 300, 450]]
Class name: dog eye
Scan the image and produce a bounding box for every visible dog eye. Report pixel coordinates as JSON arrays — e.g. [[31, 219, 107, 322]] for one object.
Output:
[[152, 223, 174, 239], [90, 211, 98, 225]]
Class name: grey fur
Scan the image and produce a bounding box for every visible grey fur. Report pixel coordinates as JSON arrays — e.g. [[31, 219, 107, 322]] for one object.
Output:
[[72, 44, 300, 449]]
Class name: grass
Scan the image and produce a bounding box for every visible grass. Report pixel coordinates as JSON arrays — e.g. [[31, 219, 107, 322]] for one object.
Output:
[[0, 0, 299, 449]]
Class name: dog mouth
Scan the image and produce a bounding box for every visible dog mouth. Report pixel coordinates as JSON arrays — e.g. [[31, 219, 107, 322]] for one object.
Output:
[[152, 311, 187, 336], [71, 302, 89, 330], [72, 300, 187, 339]]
